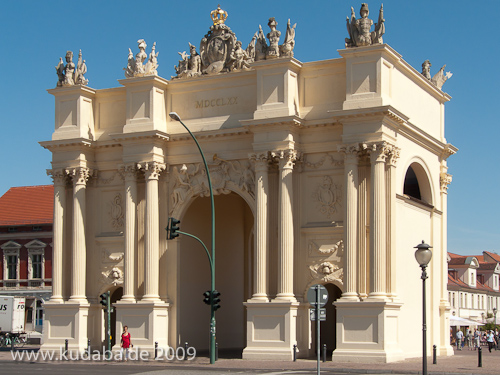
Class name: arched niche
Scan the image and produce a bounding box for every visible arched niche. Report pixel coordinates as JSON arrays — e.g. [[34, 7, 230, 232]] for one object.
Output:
[[403, 161, 433, 206]]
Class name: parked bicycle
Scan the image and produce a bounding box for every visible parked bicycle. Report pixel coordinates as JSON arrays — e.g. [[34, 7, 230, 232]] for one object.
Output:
[[0, 332, 27, 348]]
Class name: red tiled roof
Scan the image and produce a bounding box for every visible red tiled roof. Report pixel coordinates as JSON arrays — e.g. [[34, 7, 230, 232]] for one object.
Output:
[[448, 274, 469, 288], [0, 185, 53, 225], [478, 262, 497, 271], [484, 251, 500, 262]]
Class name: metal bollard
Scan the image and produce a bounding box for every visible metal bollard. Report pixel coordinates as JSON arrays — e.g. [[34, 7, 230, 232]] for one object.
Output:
[[65, 339, 68, 357], [215, 342, 218, 361], [293, 344, 297, 362], [184, 342, 189, 360], [433, 344, 437, 364], [154, 341, 158, 359], [322, 344, 327, 362], [87, 339, 91, 355], [10, 335, 14, 351], [478, 347, 482, 367]]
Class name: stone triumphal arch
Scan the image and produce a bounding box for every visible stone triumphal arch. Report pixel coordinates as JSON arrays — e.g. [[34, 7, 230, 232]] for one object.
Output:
[[41, 4, 456, 362]]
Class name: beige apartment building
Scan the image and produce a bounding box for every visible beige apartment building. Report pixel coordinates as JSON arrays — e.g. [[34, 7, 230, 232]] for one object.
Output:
[[40, 4, 456, 363]]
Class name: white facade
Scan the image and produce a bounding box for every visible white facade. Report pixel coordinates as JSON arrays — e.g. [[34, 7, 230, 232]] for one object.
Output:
[[40, 41, 456, 362]]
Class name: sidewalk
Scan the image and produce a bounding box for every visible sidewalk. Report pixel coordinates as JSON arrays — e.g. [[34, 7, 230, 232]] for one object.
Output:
[[1, 346, 499, 374]]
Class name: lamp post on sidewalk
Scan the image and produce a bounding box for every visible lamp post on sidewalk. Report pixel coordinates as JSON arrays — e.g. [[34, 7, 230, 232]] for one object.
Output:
[[169, 111, 217, 364], [414, 240, 433, 375]]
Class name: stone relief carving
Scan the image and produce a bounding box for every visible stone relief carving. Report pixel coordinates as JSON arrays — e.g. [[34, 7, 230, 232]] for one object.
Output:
[[309, 261, 344, 285], [124, 39, 159, 78], [55, 49, 88, 87], [101, 248, 124, 262], [173, 5, 296, 79], [303, 153, 344, 170], [345, 3, 385, 48], [312, 176, 342, 219], [108, 193, 124, 230], [100, 267, 123, 287], [421, 60, 453, 90], [308, 239, 344, 257], [169, 156, 255, 213]]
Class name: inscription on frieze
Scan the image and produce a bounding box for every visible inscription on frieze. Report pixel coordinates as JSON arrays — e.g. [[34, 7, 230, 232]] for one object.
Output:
[[195, 97, 238, 109]]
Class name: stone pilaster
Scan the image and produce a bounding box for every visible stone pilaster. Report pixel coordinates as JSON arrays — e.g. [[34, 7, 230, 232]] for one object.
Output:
[[386, 146, 400, 300], [339, 144, 360, 301], [67, 167, 90, 302], [273, 150, 297, 302], [48, 169, 67, 303], [141, 161, 165, 301], [357, 156, 369, 299], [249, 152, 270, 301], [367, 143, 388, 300], [120, 163, 139, 302]]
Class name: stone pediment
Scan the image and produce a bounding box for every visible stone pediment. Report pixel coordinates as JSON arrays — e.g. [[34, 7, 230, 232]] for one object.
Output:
[[1, 241, 21, 250]]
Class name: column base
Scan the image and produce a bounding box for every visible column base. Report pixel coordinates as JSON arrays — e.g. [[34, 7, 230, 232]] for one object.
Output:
[[333, 300, 404, 363], [242, 301, 299, 360], [112, 300, 169, 353], [41, 301, 90, 353]]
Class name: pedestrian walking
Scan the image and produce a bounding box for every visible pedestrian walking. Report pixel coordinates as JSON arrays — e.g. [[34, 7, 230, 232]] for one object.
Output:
[[474, 328, 480, 350], [486, 330, 497, 353], [456, 329, 464, 350], [466, 328, 473, 350]]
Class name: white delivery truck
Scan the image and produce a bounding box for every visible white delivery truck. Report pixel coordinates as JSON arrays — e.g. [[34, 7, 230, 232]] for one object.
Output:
[[0, 296, 26, 333]]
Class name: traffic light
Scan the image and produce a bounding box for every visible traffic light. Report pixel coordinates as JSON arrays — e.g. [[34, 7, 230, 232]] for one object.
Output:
[[100, 292, 109, 312], [168, 217, 181, 240], [203, 291, 211, 305], [212, 290, 221, 311]]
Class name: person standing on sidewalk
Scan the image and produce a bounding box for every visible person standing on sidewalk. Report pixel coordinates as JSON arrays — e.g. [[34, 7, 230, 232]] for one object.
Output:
[[456, 329, 464, 350], [466, 328, 473, 350], [474, 328, 481, 350], [486, 330, 497, 353], [121, 325, 133, 361]]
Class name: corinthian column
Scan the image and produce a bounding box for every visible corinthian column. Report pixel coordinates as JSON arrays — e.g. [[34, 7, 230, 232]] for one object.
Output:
[[273, 150, 297, 302], [339, 145, 360, 301], [121, 164, 138, 302], [68, 167, 90, 302], [48, 169, 67, 303], [368, 143, 388, 300], [386, 146, 400, 299], [249, 153, 270, 301], [142, 162, 165, 301]]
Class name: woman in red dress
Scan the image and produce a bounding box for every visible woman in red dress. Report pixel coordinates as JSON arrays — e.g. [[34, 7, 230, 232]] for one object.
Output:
[[120, 325, 132, 361]]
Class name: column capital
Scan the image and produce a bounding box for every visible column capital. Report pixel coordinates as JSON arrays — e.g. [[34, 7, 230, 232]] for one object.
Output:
[[440, 172, 452, 193], [363, 142, 392, 163], [386, 145, 401, 167], [47, 168, 68, 186], [271, 149, 299, 170], [338, 144, 360, 165], [119, 163, 140, 181], [249, 152, 271, 171], [141, 162, 166, 180], [66, 167, 92, 186]]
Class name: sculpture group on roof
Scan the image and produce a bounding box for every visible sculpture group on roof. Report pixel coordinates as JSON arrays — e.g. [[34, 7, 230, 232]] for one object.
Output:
[[172, 5, 297, 79], [55, 50, 88, 87], [53, 3, 452, 91], [345, 3, 385, 48], [124, 39, 159, 78]]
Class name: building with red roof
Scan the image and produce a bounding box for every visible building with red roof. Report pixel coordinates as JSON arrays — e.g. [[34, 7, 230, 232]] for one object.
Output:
[[448, 252, 500, 324], [0, 185, 53, 332]]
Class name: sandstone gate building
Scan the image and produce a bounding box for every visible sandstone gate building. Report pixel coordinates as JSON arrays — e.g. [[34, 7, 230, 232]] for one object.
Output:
[[40, 5, 456, 362]]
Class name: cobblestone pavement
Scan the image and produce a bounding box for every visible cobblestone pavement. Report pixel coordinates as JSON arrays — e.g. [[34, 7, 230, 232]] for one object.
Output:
[[1, 346, 499, 374]]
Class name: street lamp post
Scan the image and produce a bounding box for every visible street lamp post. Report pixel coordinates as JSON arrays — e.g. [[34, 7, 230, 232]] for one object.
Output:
[[494, 307, 497, 328], [414, 240, 433, 375], [169, 111, 217, 364]]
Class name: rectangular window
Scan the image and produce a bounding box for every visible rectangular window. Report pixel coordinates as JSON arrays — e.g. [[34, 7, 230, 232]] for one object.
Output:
[[7, 255, 17, 279], [32, 254, 42, 279]]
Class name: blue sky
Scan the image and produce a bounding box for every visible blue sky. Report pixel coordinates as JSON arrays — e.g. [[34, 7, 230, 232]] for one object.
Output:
[[0, 1, 498, 256]]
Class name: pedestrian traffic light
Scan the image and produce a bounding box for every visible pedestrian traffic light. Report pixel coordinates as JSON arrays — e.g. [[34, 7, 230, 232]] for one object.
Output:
[[100, 292, 109, 312], [168, 217, 181, 240], [212, 290, 221, 311], [203, 290, 211, 305]]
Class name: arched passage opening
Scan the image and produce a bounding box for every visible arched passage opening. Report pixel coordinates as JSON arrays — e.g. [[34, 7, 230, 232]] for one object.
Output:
[[403, 162, 433, 205], [311, 283, 342, 357], [178, 192, 253, 355]]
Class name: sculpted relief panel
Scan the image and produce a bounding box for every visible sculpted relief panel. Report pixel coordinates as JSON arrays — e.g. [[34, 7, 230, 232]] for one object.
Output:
[[169, 156, 255, 214], [304, 236, 344, 292]]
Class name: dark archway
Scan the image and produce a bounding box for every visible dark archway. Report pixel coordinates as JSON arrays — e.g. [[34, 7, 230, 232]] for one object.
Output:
[[110, 287, 123, 347], [403, 166, 421, 200], [178, 192, 253, 354], [403, 162, 433, 205], [312, 283, 342, 357]]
